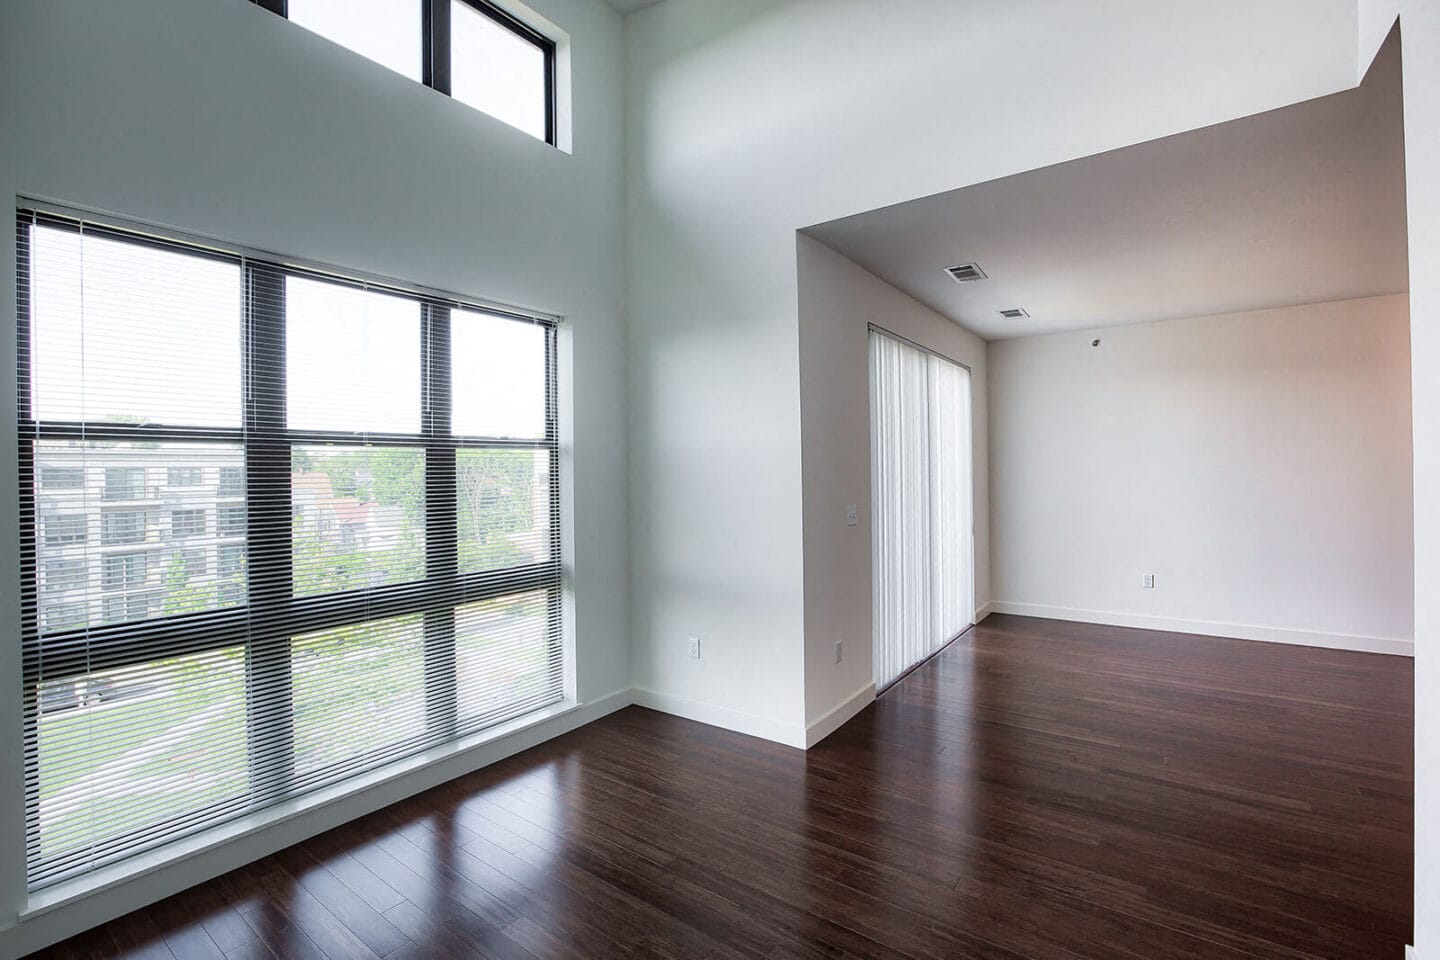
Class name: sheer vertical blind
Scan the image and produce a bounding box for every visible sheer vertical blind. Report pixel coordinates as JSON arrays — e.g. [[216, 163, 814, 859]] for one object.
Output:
[[17, 208, 563, 889], [927, 351, 974, 648], [869, 327, 974, 689]]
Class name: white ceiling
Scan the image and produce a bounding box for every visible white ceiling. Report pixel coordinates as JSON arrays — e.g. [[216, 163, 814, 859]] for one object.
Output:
[[805, 36, 1408, 341], [606, 0, 665, 13]]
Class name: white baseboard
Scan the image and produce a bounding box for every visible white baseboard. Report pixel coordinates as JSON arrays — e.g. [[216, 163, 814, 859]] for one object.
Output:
[[0, 689, 636, 960], [631, 684, 875, 750], [987, 601, 1414, 657], [1407, 947, 1419, 960], [805, 682, 876, 748], [630, 688, 807, 748], [974, 600, 995, 621]]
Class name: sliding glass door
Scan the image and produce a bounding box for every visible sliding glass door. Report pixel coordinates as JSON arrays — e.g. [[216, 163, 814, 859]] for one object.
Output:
[[869, 327, 974, 689]]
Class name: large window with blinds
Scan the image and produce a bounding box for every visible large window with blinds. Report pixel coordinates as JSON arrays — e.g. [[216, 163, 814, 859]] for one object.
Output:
[[16, 209, 563, 890]]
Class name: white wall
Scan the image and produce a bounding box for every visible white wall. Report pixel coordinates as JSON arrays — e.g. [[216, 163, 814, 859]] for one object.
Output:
[[0, 0, 629, 954], [625, 0, 1360, 745], [1359, 0, 1400, 81], [1400, 3, 1440, 952], [3, 0, 1434, 952], [796, 234, 988, 739], [988, 296, 1413, 653]]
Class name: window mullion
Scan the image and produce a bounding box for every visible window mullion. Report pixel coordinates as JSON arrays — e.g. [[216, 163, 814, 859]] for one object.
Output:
[[544, 33, 557, 146], [425, 0, 452, 95], [544, 324, 562, 685], [244, 263, 295, 803], [16, 213, 42, 874], [422, 303, 458, 735]]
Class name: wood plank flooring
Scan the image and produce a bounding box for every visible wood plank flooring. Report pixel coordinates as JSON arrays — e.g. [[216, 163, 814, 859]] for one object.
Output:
[[27, 614, 1414, 959]]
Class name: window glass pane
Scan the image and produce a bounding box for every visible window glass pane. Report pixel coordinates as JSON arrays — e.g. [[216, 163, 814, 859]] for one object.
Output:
[[39, 467, 83, 490], [102, 552, 150, 591], [42, 603, 86, 632], [286, 277, 421, 434], [42, 515, 86, 547], [293, 446, 425, 596], [216, 505, 247, 539], [100, 511, 148, 547], [167, 468, 202, 487], [42, 559, 86, 595], [176, 549, 207, 579], [103, 468, 146, 502], [456, 590, 557, 723], [33, 647, 248, 869], [457, 448, 551, 573], [451, 309, 547, 439], [33, 440, 248, 631], [102, 593, 158, 623], [217, 545, 246, 579], [292, 615, 425, 777], [29, 225, 242, 427], [170, 509, 207, 538], [218, 467, 245, 497], [450, 1, 548, 141], [287, 0, 422, 81]]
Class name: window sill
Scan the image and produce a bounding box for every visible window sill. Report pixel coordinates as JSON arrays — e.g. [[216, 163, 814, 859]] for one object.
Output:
[[21, 696, 587, 921]]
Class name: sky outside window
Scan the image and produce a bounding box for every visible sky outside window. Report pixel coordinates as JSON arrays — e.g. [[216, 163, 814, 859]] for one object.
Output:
[[30, 227, 242, 428], [452, 308, 547, 438], [450, 0, 548, 141], [286, 277, 421, 435], [287, 0, 422, 81]]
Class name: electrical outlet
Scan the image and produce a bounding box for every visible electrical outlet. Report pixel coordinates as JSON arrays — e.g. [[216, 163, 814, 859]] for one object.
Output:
[[834, 640, 844, 664], [845, 504, 858, 527], [688, 637, 701, 659], [1143, 574, 1155, 589]]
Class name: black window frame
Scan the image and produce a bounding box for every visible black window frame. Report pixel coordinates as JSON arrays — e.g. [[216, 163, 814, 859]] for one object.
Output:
[[17, 208, 563, 889], [253, 0, 558, 147]]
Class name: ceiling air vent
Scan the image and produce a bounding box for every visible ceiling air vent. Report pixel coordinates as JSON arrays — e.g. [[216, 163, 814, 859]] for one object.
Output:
[[945, 262, 987, 283], [997, 307, 1030, 320]]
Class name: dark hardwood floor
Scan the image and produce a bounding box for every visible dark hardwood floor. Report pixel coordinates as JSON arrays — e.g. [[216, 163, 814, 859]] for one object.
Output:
[[28, 614, 1413, 960]]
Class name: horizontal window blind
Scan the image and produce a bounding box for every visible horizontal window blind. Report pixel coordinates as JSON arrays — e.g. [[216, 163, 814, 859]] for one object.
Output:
[[17, 209, 563, 890]]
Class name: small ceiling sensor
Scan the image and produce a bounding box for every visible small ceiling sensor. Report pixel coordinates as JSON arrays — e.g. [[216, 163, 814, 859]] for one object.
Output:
[[945, 262, 987, 284], [997, 307, 1030, 320]]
